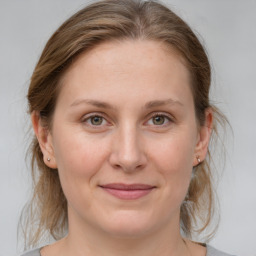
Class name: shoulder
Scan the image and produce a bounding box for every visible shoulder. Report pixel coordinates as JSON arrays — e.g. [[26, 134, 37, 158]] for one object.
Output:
[[207, 245, 237, 256], [20, 248, 41, 256]]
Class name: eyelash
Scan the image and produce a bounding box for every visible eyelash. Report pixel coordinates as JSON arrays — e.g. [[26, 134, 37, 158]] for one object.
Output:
[[81, 112, 173, 129], [81, 113, 109, 128], [146, 112, 173, 127]]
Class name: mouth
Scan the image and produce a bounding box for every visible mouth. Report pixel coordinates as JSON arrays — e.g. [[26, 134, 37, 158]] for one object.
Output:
[[99, 183, 156, 200]]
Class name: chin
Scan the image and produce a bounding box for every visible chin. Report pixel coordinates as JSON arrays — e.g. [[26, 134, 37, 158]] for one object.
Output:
[[98, 210, 161, 238]]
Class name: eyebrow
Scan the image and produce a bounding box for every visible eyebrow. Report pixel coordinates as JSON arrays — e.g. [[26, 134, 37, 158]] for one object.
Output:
[[70, 99, 115, 109], [70, 98, 183, 109], [144, 99, 184, 109]]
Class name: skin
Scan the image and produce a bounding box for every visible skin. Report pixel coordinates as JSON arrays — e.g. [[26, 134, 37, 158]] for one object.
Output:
[[32, 40, 212, 256]]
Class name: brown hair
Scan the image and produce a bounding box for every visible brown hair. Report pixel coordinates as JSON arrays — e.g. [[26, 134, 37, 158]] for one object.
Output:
[[22, 0, 227, 248]]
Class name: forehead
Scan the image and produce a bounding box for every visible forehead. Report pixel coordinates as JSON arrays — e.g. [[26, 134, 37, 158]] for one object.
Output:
[[57, 39, 193, 107]]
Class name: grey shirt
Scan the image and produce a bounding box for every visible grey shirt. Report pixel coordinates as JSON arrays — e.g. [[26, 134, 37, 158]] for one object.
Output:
[[20, 245, 236, 256]]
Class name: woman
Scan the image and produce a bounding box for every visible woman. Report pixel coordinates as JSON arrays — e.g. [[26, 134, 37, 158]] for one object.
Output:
[[20, 0, 233, 255]]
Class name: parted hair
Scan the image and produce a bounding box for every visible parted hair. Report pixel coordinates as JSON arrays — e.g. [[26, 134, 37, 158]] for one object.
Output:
[[21, 0, 227, 248]]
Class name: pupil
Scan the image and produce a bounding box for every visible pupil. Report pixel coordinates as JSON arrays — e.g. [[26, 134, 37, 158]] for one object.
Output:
[[92, 116, 102, 125], [153, 116, 164, 125]]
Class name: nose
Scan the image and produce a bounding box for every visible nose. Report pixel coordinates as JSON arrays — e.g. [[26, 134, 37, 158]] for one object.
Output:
[[109, 125, 147, 172]]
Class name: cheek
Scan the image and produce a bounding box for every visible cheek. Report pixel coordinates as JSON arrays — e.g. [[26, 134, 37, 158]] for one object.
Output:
[[151, 134, 195, 172], [52, 131, 111, 212], [52, 131, 109, 191], [149, 134, 195, 199]]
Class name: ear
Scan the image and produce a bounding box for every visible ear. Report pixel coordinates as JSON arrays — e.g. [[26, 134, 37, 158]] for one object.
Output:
[[193, 108, 213, 166], [31, 111, 57, 169]]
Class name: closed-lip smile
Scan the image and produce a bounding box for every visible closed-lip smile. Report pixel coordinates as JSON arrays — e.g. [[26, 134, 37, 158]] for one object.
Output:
[[99, 183, 156, 200]]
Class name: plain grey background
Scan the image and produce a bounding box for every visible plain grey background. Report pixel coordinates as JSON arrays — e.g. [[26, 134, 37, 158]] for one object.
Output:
[[0, 0, 255, 255]]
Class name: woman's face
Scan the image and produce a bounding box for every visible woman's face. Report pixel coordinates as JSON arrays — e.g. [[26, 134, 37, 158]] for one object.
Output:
[[42, 40, 210, 238]]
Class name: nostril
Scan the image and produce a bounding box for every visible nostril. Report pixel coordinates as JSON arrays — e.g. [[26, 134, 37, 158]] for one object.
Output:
[[113, 164, 122, 170], [112, 162, 145, 172]]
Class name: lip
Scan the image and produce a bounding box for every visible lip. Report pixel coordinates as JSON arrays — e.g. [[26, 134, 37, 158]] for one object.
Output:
[[99, 183, 156, 200]]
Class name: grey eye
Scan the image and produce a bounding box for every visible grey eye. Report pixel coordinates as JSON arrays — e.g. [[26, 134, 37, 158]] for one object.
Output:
[[152, 116, 166, 125], [90, 116, 103, 125]]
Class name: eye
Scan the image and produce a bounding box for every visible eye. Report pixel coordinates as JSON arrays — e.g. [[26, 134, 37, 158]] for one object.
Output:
[[90, 116, 104, 125], [152, 115, 166, 125], [146, 113, 172, 126], [82, 114, 108, 127]]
